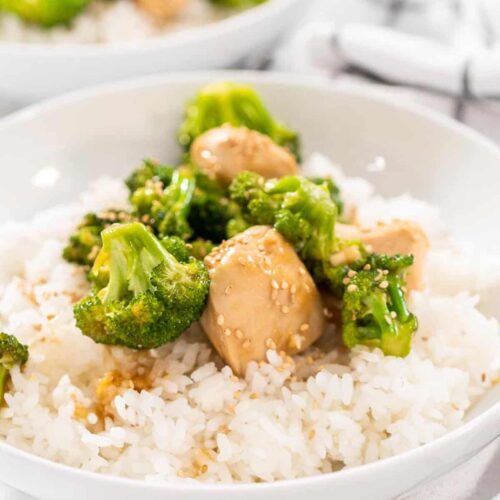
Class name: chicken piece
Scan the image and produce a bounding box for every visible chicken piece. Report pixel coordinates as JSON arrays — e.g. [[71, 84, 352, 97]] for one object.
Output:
[[336, 220, 429, 290], [200, 225, 325, 375], [191, 125, 298, 186], [136, 0, 187, 22]]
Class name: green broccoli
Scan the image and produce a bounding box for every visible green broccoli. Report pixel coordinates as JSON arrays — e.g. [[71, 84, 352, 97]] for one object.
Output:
[[160, 235, 192, 262], [0, 0, 91, 27], [340, 254, 418, 357], [163, 236, 215, 262], [229, 172, 337, 262], [125, 159, 174, 195], [0, 333, 29, 402], [309, 177, 344, 215], [187, 169, 240, 242], [74, 222, 210, 350], [178, 81, 300, 160], [63, 210, 136, 267], [149, 168, 196, 240], [188, 239, 216, 260]]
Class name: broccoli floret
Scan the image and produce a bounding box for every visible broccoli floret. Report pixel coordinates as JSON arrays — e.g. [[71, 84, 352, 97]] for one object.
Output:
[[334, 254, 417, 357], [129, 162, 235, 244], [0, 0, 91, 27], [63, 210, 136, 267], [229, 172, 337, 261], [309, 177, 344, 215], [74, 222, 210, 350], [188, 239, 216, 260], [160, 235, 192, 262], [125, 159, 174, 195], [0, 333, 29, 402], [150, 168, 196, 240], [187, 169, 240, 242], [178, 81, 300, 160]]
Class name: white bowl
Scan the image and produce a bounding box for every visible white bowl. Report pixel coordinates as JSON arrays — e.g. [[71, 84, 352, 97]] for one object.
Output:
[[0, 71, 498, 500], [0, 0, 301, 102]]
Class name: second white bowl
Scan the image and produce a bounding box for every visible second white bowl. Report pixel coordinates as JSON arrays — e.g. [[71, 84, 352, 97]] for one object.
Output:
[[0, 0, 301, 102]]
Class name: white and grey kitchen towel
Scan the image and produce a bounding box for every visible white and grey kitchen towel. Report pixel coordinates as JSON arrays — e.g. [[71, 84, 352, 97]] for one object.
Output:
[[271, 0, 500, 144]]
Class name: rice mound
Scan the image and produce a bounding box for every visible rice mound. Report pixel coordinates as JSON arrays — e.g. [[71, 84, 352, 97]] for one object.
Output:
[[0, 0, 229, 45], [0, 156, 499, 483]]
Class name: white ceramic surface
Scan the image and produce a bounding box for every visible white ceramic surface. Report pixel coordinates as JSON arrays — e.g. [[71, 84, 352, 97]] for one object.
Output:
[[0, 71, 498, 500], [0, 0, 301, 102]]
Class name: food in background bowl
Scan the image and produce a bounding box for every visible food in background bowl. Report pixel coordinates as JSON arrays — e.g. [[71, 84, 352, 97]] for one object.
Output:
[[0, 0, 266, 44], [0, 81, 498, 484]]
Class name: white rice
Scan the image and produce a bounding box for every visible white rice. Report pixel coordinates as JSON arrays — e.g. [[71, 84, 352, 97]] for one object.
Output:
[[0, 0, 229, 45], [0, 156, 499, 483]]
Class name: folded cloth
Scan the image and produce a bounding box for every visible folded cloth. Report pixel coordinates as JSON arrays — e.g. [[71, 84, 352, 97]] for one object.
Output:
[[272, 0, 500, 98]]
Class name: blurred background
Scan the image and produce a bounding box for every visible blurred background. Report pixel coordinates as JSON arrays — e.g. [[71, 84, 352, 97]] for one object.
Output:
[[269, 0, 500, 143]]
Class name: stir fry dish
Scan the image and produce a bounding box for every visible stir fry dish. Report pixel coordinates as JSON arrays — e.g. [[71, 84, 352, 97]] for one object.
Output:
[[62, 81, 425, 375]]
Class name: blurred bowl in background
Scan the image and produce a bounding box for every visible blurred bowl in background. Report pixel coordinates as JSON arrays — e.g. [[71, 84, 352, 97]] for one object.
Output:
[[0, 0, 301, 102]]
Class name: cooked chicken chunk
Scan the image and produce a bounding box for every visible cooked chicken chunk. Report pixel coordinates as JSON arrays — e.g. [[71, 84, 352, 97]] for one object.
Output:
[[136, 0, 187, 22], [200, 226, 325, 375], [336, 220, 429, 290], [191, 125, 298, 186]]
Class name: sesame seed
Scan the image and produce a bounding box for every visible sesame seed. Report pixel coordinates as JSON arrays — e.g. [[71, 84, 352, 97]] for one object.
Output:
[[238, 257, 247, 266], [300, 323, 310, 332], [224, 285, 232, 295], [304, 284, 311, 293], [223, 328, 232, 337], [235, 329, 244, 339], [323, 308, 333, 319], [363, 264, 371, 271], [290, 284, 297, 294], [281, 281, 289, 289], [282, 306, 290, 314], [390, 311, 397, 319], [347, 284, 358, 293], [384, 315, 392, 324], [272, 280, 279, 289], [266, 338, 277, 349], [242, 339, 251, 349], [217, 314, 225, 326], [379, 280, 389, 289], [271, 290, 278, 300], [298, 267, 306, 275]]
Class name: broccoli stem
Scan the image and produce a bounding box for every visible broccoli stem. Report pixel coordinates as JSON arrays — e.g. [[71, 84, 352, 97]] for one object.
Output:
[[0, 366, 7, 402], [97, 223, 178, 302], [387, 279, 411, 322]]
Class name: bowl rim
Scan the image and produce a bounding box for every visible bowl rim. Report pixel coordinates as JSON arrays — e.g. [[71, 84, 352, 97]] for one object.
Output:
[[0, 0, 299, 57], [0, 69, 499, 494]]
